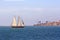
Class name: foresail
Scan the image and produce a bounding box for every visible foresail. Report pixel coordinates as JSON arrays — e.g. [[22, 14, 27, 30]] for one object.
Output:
[[11, 16, 17, 26]]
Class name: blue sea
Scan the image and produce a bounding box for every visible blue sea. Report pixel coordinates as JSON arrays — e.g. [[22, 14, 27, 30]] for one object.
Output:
[[0, 26, 60, 40]]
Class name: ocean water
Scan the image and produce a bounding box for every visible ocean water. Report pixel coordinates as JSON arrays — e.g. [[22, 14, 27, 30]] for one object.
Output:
[[0, 26, 60, 40]]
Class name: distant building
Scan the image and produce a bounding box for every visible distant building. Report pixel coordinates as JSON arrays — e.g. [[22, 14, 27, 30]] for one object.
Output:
[[34, 20, 60, 26]]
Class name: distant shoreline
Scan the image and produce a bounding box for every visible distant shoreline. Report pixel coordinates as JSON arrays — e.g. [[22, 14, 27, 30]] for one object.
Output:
[[34, 20, 60, 26]]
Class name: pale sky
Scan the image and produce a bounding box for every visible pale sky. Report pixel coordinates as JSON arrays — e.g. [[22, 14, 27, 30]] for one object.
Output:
[[0, 0, 60, 26]]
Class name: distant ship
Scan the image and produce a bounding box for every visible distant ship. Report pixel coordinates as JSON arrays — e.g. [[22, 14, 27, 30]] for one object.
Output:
[[11, 16, 24, 28]]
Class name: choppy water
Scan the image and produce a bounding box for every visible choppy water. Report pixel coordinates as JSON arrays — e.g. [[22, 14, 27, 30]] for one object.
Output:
[[0, 26, 60, 40]]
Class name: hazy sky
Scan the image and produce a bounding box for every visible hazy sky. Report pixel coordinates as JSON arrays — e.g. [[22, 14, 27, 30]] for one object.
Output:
[[0, 0, 60, 26]]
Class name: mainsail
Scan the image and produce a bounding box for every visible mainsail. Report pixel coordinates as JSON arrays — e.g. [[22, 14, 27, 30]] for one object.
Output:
[[11, 16, 17, 26], [17, 16, 24, 26]]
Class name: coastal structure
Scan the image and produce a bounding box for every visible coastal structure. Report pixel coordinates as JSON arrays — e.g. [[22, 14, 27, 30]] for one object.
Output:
[[34, 20, 60, 26], [11, 16, 24, 28]]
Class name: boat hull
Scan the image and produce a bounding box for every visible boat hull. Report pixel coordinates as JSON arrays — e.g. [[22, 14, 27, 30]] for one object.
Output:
[[12, 26, 24, 28]]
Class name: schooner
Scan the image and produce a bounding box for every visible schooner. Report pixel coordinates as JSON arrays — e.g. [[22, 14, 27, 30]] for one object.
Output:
[[11, 16, 24, 28]]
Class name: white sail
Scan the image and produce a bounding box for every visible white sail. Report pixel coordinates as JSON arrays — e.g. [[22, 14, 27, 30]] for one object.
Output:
[[11, 16, 17, 26], [17, 16, 24, 26]]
